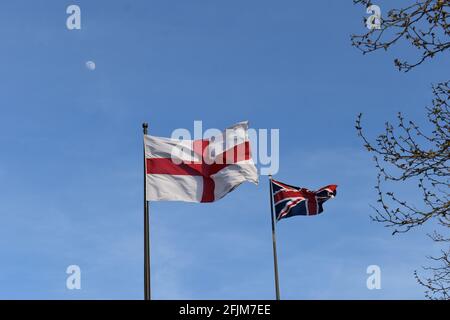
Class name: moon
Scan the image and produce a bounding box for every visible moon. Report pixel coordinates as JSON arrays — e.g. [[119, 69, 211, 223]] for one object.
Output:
[[85, 61, 96, 71]]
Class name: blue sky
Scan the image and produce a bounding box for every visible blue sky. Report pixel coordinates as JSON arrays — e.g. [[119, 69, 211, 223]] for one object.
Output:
[[0, 0, 448, 299]]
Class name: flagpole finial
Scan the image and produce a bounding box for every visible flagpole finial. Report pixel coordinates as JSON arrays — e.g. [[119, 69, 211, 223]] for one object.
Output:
[[142, 123, 148, 134]]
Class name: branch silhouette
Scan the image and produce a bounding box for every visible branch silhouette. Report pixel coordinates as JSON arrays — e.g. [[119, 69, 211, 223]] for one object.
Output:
[[352, 0, 449, 72]]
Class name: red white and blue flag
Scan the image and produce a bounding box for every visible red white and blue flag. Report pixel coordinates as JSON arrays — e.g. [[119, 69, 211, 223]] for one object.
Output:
[[271, 179, 337, 221]]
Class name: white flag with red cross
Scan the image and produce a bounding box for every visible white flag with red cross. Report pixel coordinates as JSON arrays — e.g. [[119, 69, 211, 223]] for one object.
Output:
[[144, 121, 259, 203]]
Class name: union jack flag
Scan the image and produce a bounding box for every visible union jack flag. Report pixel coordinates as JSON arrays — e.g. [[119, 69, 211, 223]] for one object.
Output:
[[271, 179, 337, 221]]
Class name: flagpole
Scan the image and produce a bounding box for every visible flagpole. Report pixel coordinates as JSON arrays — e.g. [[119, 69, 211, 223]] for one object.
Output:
[[143, 123, 151, 300], [269, 175, 280, 300]]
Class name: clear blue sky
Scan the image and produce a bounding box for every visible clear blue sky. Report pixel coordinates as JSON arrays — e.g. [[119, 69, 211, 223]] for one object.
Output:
[[0, 0, 448, 299]]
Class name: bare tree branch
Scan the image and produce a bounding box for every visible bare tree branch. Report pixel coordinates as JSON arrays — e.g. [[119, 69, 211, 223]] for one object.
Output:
[[351, 0, 450, 72], [356, 81, 450, 298]]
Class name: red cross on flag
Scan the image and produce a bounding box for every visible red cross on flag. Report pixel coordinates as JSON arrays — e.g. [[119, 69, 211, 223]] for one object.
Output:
[[144, 121, 259, 203]]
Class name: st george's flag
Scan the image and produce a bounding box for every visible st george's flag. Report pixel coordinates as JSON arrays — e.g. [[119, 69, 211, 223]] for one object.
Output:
[[271, 179, 337, 221], [144, 121, 258, 203]]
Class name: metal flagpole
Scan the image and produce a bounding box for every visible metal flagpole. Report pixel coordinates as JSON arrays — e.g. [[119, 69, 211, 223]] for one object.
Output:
[[143, 123, 151, 300], [269, 175, 281, 300]]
